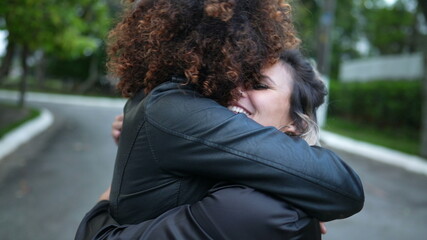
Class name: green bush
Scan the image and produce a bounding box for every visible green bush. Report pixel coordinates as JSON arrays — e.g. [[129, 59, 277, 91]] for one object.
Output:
[[328, 80, 421, 130]]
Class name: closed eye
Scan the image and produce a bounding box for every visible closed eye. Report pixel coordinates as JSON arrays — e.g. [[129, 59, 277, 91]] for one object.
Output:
[[252, 83, 269, 90]]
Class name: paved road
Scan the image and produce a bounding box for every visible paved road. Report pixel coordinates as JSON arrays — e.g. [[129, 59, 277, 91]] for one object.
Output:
[[325, 148, 427, 240], [0, 102, 121, 240], [0, 101, 426, 240]]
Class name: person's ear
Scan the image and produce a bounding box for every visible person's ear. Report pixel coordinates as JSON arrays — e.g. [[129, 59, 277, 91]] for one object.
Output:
[[284, 125, 298, 136], [279, 122, 299, 136]]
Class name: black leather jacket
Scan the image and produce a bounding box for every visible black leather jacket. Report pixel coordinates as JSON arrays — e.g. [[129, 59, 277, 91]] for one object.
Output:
[[76, 184, 321, 240], [110, 79, 364, 224]]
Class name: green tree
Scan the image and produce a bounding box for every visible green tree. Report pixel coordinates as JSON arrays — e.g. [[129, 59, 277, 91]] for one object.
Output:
[[361, 0, 418, 55], [293, 0, 320, 56], [0, 0, 111, 106], [294, 0, 361, 79], [294, 0, 421, 78]]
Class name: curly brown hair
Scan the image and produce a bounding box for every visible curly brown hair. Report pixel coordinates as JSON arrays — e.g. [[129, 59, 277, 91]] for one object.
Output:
[[108, 0, 300, 105]]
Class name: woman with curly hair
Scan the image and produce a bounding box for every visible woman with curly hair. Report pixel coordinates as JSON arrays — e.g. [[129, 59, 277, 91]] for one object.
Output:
[[76, 0, 364, 238], [108, 0, 299, 105]]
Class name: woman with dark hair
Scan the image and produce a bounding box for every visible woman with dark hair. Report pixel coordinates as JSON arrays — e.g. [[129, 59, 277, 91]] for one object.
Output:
[[76, 50, 361, 239], [76, 0, 364, 238]]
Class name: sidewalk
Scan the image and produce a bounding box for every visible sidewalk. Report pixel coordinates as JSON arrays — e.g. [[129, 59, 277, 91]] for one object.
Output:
[[0, 108, 53, 161], [1, 89, 426, 176], [321, 131, 427, 176]]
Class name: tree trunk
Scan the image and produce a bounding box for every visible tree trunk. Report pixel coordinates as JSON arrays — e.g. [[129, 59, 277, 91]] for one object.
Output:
[[418, 0, 427, 157], [77, 54, 99, 94], [0, 41, 16, 85], [35, 50, 46, 89], [316, 0, 336, 77], [420, 39, 427, 158], [316, 0, 336, 128], [18, 45, 29, 108], [418, 0, 427, 18]]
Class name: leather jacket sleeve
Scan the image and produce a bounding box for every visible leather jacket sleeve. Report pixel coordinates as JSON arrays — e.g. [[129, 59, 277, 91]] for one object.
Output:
[[75, 185, 321, 240], [141, 81, 364, 221]]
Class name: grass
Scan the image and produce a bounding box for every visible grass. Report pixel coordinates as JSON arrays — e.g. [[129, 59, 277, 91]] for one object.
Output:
[[323, 117, 421, 156], [0, 103, 41, 139]]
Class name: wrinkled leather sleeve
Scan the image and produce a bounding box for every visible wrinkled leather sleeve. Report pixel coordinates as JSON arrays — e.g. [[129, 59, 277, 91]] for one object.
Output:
[[143, 82, 364, 221], [75, 185, 321, 240]]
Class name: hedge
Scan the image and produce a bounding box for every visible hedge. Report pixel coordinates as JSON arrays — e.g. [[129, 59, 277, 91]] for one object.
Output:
[[328, 80, 421, 130]]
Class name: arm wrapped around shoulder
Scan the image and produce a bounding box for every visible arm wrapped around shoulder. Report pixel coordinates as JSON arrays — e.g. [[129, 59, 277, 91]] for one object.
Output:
[[145, 82, 364, 221]]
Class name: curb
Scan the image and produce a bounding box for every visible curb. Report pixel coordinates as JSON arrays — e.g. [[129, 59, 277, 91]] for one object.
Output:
[[0, 89, 126, 108], [0, 108, 54, 161], [321, 130, 427, 176], [0, 90, 125, 164]]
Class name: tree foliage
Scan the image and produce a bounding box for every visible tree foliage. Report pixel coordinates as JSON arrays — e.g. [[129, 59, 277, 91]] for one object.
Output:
[[0, 0, 112, 105], [293, 0, 424, 79], [293, 0, 320, 56], [360, 0, 419, 55], [294, 0, 362, 78], [0, 0, 111, 58]]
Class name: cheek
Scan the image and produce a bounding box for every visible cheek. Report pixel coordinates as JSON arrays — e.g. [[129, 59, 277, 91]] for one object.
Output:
[[272, 96, 292, 123], [249, 92, 291, 125], [259, 96, 289, 124], [271, 94, 289, 113]]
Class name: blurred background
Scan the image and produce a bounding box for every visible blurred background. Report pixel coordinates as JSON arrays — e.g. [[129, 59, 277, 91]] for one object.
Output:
[[0, 0, 426, 239]]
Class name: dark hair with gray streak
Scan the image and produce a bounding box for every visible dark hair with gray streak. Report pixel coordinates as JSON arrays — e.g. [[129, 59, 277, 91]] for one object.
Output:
[[279, 50, 327, 145]]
